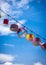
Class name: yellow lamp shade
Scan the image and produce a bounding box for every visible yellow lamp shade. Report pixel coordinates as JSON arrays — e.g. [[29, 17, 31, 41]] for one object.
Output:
[[26, 34, 34, 41]]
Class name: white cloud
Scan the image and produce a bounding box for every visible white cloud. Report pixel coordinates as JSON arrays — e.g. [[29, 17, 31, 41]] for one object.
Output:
[[4, 62, 13, 65], [0, 1, 11, 18], [0, 1, 27, 35], [0, 25, 13, 35], [12, 10, 23, 15], [0, 54, 15, 63], [34, 62, 43, 65], [11, 0, 16, 6], [8, 0, 30, 9], [0, 62, 25, 65], [0, 53, 25, 65], [4, 62, 25, 65], [16, 20, 26, 27], [3, 44, 15, 47], [1, 1, 11, 13], [11, 10, 23, 18], [16, 0, 29, 8], [15, 0, 31, 9], [0, 53, 24, 65], [0, 1, 23, 19]]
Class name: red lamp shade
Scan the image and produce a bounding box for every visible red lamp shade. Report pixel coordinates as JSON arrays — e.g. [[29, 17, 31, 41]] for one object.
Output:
[[32, 38, 41, 46], [40, 43, 46, 50], [3, 19, 9, 25], [10, 24, 18, 32], [17, 27, 27, 38]]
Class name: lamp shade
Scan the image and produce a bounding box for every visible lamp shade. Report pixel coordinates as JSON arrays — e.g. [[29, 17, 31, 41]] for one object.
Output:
[[26, 34, 34, 41], [40, 42, 46, 50], [32, 38, 41, 46], [3, 19, 9, 25], [10, 24, 18, 32], [17, 27, 27, 38]]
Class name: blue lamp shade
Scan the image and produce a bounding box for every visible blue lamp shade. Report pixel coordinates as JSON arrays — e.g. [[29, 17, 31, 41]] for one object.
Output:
[[17, 27, 27, 38]]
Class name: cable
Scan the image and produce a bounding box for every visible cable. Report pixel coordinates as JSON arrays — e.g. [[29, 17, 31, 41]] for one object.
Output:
[[0, 8, 46, 41]]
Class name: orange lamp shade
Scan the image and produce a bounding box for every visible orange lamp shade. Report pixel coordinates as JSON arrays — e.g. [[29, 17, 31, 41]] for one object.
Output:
[[40, 43, 46, 50], [32, 38, 41, 46], [3, 19, 9, 25], [10, 24, 18, 32], [26, 34, 34, 41]]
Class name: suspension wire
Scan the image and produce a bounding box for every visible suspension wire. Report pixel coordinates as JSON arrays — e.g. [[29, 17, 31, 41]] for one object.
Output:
[[0, 8, 46, 41]]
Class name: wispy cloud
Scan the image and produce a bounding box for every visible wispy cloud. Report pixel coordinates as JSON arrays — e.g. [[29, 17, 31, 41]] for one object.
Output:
[[0, 54, 15, 63], [0, 62, 25, 65], [16, 20, 27, 27], [3, 43, 15, 47], [6, 0, 31, 9], [1, 1, 11, 18], [1, 1, 11, 12], [0, 1, 23, 18], [34, 62, 43, 65], [0, 25, 13, 35], [16, 0, 29, 9], [0, 53, 25, 65]]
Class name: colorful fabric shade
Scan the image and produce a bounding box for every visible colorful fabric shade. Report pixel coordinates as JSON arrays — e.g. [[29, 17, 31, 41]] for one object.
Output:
[[2, 18, 46, 50], [3, 19, 9, 25], [32, 38, 41, 46], [17, 27, 27, 38], [26, 34, 34, 41], [10, 24, 18, 32]]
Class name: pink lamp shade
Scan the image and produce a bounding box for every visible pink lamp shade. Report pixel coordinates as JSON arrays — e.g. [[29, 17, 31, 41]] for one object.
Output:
[[10, 24, 18, 32], [32, 38, 41, 46]]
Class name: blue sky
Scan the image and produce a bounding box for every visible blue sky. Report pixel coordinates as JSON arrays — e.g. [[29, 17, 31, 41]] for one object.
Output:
[[0, 0, 46, 65]]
